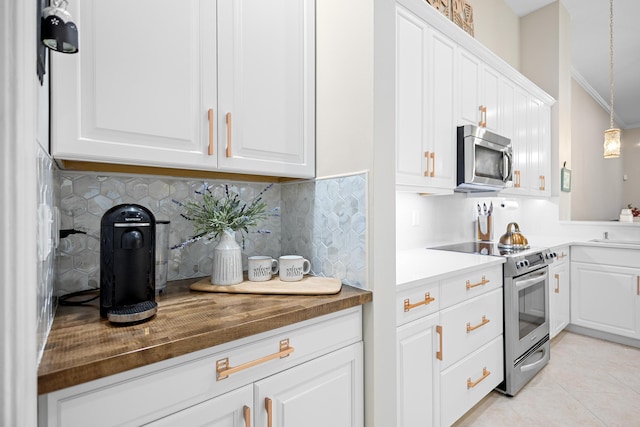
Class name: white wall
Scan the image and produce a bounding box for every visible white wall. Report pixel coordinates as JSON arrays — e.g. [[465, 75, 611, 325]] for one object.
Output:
[[622, 127, 640, 208], [570, 78, 624, 221]]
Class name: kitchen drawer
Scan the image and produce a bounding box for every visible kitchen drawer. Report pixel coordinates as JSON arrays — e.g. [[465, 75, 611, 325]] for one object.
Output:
[[440, 335, 504, 427], [39, 308, 362, 427], [440, 265, 503, 309], [396, 280, 440, 326], [439, 288, 503, 369]]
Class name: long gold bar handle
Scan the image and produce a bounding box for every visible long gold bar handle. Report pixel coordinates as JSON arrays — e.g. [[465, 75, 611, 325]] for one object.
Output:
[[226, 112, 232, 157], [557, 252, 567, 260], [430, 152, 435, 177], [404, 292, 435, 312], [243, 405, 251, 427], [554, 273, 560, 293], [265, 397, 273, 427], [514, 170, 521, 188], [466, 315, 490, 333], [216, 339, 293, 380], [436, 325, 443, 361], [539, 175, 545, 191], [424, 151, 430, 177], [467, 367, 490, 389], [207, 109, 214, 156], [466, 276, 489, 290]]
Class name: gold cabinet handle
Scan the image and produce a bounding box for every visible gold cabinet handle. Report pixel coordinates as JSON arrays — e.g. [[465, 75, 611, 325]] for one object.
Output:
[[430, 152, 435, 177], [243, 405, 251, 427], [554, 273, 560, 293], [265, 397, 273, 427], [436, 325, 443, 361], [404, 292, 435, 312], [557, 252, 567, 260], [424, 151, 430, 177], [466, 315, 490, 333], [226, 112, 233, 157], [539, 175, 545, 191], [216, 339, 293, 380], [478, 105, 487, 127], [466, 276, 489, 290], [467, 367, 490, 389], [514, 170, 521, 188], [207, 108, 215, 156]]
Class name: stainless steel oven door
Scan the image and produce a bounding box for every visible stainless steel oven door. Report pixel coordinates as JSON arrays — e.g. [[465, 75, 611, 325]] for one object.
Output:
[[512, 267, 549, 359]]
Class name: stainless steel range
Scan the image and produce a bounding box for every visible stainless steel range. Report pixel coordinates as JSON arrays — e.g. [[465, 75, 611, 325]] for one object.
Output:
[[431, 241, 556, 396]]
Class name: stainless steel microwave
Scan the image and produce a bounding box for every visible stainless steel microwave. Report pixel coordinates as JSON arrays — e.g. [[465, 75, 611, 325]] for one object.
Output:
[[455, 125, 512, 192]]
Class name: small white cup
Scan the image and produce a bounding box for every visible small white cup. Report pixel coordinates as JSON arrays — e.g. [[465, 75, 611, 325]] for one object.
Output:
[[278, 255, 311, 282], [247, 256, 279, 282]]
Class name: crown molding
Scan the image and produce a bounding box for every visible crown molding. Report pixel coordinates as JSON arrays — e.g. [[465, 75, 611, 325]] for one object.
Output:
[[571, 66, 627, 129]]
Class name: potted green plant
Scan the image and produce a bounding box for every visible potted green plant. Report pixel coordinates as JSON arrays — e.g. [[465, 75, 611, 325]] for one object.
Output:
[[175, 183, 272, 285]]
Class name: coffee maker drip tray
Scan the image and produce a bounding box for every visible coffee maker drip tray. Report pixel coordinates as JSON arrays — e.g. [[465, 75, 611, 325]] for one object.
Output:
[[107, 300, 158, 324]]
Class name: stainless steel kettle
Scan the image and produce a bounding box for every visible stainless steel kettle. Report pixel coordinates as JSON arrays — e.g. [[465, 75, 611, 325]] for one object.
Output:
[[498, 222, 529, 249]]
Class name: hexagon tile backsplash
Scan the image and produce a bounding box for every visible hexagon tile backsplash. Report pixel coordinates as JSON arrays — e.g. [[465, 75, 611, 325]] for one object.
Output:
[[54, 171, 367, 295]]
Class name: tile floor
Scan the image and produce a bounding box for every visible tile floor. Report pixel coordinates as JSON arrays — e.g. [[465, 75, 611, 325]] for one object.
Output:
[[454, 331, 640, 426]]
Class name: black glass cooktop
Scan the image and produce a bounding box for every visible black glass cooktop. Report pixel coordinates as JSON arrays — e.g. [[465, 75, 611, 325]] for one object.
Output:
[[430, 241, 533, 257]]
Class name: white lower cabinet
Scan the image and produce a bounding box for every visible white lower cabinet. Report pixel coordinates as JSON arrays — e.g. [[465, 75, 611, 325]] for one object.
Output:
[[571, 246, 640, 340], [39, 308, 363, 427], [549, 246, 570, 339], [396, 264, 504, 427]]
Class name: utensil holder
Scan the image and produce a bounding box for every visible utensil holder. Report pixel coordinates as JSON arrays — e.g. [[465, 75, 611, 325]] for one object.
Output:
[[477, 216, 493, 241]]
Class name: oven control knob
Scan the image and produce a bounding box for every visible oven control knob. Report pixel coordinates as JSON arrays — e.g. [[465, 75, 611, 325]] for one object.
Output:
[[516, 260, 529, 268], [546, 252, 557, 260]]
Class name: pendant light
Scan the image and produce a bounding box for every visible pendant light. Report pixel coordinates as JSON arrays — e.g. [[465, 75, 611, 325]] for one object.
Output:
[[603, 0, 620, 158], [41, 0, 78, 54]]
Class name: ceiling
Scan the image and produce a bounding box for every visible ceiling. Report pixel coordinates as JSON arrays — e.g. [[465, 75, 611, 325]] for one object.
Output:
[[503, 0, 640, 129]]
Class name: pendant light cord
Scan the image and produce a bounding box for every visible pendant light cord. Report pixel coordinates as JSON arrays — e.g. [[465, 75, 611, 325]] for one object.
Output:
[[609, 0, 615, 129]]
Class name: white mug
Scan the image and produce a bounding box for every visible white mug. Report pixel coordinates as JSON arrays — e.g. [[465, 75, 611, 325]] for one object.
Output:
[[278, 255, 311, 282], [247, 256, 279, 282]]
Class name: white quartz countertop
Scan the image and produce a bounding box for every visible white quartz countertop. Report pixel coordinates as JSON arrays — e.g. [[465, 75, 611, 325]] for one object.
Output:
[[526, 235, 640, 250], [397, 248, 505, 287]]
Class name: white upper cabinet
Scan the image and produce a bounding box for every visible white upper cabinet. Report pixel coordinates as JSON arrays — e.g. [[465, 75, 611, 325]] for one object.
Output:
[[458, 49, 501, 134], [396, 5, 456, 193], [51, 0, 315, 179]]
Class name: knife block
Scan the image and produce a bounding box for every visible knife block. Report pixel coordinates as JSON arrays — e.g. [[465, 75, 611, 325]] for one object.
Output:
[[477, 216, 493, 241]]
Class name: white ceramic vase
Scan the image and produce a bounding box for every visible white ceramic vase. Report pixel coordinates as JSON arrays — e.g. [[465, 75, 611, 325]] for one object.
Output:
[[211, 229, 243, 285]]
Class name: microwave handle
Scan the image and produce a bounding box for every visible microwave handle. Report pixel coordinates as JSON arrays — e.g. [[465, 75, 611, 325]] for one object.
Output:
[[502, 151, 513, 182]]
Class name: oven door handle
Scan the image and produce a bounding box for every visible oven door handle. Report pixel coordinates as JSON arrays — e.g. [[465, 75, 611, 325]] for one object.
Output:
[[514, 270, 547, 291], [520, 345, 547, 372]]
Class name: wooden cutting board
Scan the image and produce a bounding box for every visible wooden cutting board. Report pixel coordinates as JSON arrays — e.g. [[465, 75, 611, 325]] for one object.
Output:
[[189, 275, 343, 295]]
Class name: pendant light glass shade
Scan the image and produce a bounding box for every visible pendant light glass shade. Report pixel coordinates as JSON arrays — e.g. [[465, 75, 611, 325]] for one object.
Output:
[[604, 0, 619, 158], [41, 0, 78, 54], [604, 128, 621, 158]]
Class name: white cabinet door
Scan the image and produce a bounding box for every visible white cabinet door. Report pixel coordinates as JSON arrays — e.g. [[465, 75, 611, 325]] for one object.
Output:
[[571, 262, 640, 339], [254, 343, 363, 427], [457, 49, 500, 133], [549, 248, 570, 339], [395, 6, 455, 193], [397, 313, 439, 427], [216, 0, 315, 178], [147, 385, 253, 427], [51, 0, 217, 170]]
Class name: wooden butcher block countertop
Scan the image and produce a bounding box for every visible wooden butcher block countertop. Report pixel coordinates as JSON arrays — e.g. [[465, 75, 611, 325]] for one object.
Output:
[[38, 278, 372, 395]]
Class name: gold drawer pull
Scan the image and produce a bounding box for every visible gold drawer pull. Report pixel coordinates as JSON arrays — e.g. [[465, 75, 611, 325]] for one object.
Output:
[[467, 367, 490, 389], [207, 108, 215, 156], [404, 292, 435, 312], [265, 397, 273, 427], [466, 315, 490, 333], [216, 339, 293, 380], [557, 252, 567, 260], [430, 152, 435, 177], [539, 175, 546, 191], [466, 276, 490, 290], [555, 273, 560, 293], [243, 405, 251, 427], [436, 325, 443, 361], [514, 170, 521, 188], [226, 112, 233, 157]]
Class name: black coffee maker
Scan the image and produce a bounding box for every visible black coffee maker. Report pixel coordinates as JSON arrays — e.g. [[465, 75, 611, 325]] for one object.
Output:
[[100, 204, 157, 323]]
